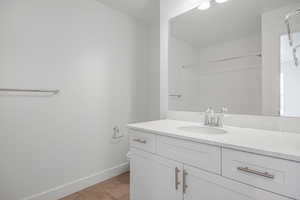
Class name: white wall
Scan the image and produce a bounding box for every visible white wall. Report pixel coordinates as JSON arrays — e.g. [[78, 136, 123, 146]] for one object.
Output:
[[262, 2, 300, 116], [148, 24, 161, 120], [0, 0, 149, 199], [169, 35, 262, 114]]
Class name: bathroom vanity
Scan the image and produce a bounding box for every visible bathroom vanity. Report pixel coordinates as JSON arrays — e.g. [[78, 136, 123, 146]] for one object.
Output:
[[127, 120, 300, 200], [129, 0, 300, 199]]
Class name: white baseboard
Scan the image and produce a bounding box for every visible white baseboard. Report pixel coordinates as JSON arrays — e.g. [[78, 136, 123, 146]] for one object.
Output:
[[23, 162, 129, 200]]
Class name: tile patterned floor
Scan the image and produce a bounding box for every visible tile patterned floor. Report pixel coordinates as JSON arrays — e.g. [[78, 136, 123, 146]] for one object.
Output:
[[59, 172, 129, 200]]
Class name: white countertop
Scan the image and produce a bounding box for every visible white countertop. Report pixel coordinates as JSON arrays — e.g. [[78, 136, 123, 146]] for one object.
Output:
[[128, 120, 300, 162]]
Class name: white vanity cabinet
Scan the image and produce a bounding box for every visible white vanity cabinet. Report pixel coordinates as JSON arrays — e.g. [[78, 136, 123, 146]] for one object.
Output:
[[128, 128, 296, 200], [130, 148, 183, 200]]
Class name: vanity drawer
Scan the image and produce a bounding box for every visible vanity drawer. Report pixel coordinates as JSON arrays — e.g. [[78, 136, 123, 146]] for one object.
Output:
[[129, 130, 156, 153], [157, 136, 221, 174], [222, 148, 300, 200]]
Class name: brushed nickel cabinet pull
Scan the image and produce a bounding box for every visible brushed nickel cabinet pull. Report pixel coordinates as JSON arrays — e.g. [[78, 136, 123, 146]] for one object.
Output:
[[237, 167, 274, 179], [183, 170, 188, 194], [175, 167, 181, 190], [133, 138, 147, 144]]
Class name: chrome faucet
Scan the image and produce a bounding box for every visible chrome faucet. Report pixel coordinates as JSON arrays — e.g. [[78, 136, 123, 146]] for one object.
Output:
[[204, 107, 227, 127]]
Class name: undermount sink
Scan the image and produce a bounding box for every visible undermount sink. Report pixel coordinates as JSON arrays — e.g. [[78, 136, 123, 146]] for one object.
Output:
[[177, 126, 227, 134]]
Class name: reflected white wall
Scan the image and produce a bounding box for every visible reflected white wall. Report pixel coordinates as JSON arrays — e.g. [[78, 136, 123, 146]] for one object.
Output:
[[169, 35, 262, 114]]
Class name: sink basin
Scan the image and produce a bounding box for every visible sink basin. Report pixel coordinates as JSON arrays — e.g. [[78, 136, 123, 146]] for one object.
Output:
[[177, 126, 227, 134]]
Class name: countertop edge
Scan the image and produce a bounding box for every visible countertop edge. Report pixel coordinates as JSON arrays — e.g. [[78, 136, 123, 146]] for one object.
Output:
[[127, 124, 300, 163]]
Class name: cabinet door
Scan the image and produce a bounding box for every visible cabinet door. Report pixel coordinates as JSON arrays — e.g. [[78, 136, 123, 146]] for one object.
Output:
[[130, 148, 183, 200], [183, 165, 290, 200]]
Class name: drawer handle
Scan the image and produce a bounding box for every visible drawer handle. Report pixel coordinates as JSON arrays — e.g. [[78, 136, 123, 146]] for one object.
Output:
[[183, 170, 188, 194], [237, 167, 274, 179], [133, 138, 147, 144], [175, 167, 181, 190]]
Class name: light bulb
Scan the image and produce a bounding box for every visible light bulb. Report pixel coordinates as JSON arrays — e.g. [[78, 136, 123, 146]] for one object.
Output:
[[215, 0, 228, 3], [198, 1, 211, 10]]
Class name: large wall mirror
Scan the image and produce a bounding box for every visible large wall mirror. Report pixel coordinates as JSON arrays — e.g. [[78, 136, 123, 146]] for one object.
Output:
[[168, 0, 300, 117]]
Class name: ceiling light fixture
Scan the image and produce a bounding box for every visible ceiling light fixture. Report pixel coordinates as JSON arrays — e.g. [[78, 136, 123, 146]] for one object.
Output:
[[197, 1, 211, 10], [198, 0, 230, 10], [215, 0, 228, 3]]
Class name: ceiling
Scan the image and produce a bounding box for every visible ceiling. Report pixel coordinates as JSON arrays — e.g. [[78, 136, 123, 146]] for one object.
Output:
[[171, 0, 300, 49], [96, 0, 159, 24]]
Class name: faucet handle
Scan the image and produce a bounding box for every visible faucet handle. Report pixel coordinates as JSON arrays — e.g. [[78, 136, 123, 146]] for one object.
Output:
[[216, 107, 227, 128], [220, 107, 228, 113], [204, 107, 213, 126], [206, 107, 212, 113]]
